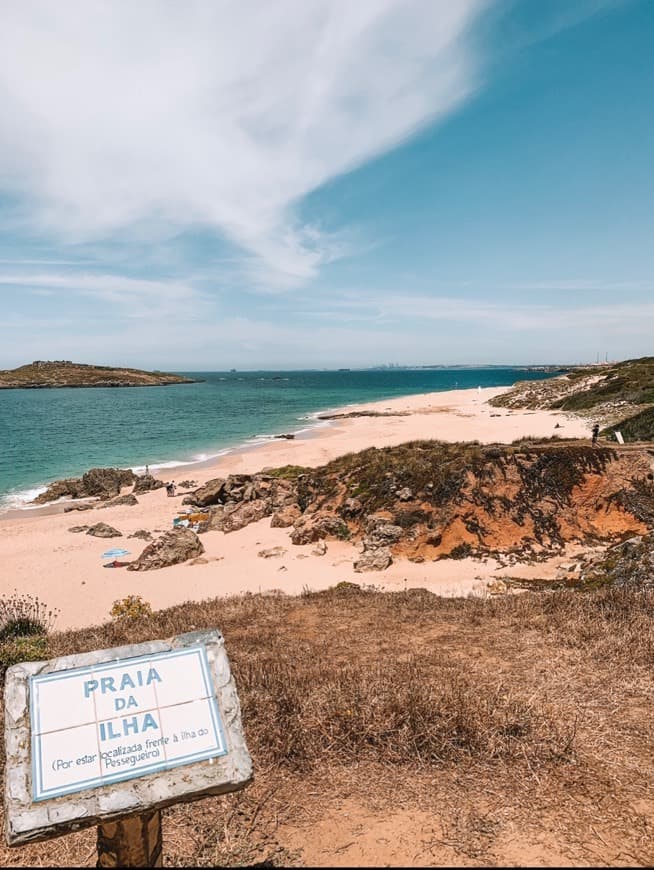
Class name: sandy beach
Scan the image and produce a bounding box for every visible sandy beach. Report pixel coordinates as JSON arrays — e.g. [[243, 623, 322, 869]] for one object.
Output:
[[0, 385, 592, 630]]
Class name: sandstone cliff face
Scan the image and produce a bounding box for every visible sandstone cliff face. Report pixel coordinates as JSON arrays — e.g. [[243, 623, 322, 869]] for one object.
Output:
[[182, 442, 654, 564]]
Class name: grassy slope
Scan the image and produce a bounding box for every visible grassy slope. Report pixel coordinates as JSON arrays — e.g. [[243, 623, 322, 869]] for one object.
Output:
[[602, 405, 654, 442], [1, 586, 653, 866], [0, 361, 196, 388], [551, 356, 654, 411]]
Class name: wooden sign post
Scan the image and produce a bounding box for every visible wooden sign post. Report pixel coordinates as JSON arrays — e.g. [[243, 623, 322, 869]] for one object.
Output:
[[4, 629, 253, 867]]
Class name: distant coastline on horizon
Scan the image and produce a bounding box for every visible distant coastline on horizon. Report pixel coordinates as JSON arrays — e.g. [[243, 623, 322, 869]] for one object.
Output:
[[1, 362, 568, 512]]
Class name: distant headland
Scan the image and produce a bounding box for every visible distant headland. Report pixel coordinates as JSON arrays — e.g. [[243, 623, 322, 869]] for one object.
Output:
[[0, 361, 201, 389]]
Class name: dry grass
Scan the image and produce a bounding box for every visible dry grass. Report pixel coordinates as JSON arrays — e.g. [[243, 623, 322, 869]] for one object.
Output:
[[2, 584, 654, 866]]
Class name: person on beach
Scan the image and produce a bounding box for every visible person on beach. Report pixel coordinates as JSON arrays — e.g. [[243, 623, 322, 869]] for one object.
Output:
[[591, 423, 600, 445], [145, 464, 150, 477], [171, 480, 176, 496], [166, 482, 173, 497]]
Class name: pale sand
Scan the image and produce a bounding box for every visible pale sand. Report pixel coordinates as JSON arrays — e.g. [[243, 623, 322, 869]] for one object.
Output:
[[0, 386, 592, 630]]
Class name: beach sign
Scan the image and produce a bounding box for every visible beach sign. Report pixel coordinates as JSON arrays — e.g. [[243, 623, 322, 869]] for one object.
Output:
[[30, 647, 226, 801], [4, 629, 252, 865]]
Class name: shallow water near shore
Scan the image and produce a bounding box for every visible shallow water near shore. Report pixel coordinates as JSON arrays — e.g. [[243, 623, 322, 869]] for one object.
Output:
[[0, 367, 556, 510]]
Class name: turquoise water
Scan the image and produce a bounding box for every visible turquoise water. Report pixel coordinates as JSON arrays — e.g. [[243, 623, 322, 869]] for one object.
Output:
[[0, 368, 558, 509]]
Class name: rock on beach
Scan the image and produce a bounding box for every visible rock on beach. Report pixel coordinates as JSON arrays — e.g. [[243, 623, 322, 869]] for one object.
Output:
[[127, 527, 204, 571]]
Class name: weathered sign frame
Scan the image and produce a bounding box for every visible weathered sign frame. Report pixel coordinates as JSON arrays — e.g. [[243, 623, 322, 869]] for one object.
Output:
[[4, 629, 253, 847]]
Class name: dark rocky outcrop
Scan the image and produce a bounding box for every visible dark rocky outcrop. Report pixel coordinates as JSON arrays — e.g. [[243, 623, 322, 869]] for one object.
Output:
[[99, 493, 139, 509], [86, 522, 122, 538], [354, 547, 393, 572], [127, 528, 204, 571], [270, 504, 302, 528], [63, 502, 96, 512], [68, 525, 89, 533], [128, 529, 154, 541], [132, 475, 165, 495], [184, 477, 227, 507], [363, 519, 403, 549], [290, 512, 349, 545], [81, 468, 136, 498], [33, 467, 136, 504], [221, 500, 270, 533]]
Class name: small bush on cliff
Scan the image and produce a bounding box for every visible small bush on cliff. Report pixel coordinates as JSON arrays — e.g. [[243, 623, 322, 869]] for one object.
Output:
[[111, 594, 153, 620], [0, 635, 48, 671], [0, 592, 57, 673], [0, 591, 58, 642]]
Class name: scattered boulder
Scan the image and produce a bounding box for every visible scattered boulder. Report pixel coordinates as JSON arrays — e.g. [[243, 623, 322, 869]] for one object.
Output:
[[63, 502, 96, 512], [312, 540, 328, 556], [127, 527, 204, 571], [132, 475, 165, 494], [290, 512, 349, 545], [68, 525, 89, 533], [363, 519, 403, 548], [221, 499, 269, 533], [397, 487, 414, 502], [177, 480, 198, 489], [258, 546, 287, 559], [274, 433, 295, 440], [354, 547, 393, 572], [100, 493, 139, 509], [339, 497, 363, 519], [270, 504, 302, 528], [128, 529, 153, 541], [86, 523, 122, 538], [184, 477, 227, 507]]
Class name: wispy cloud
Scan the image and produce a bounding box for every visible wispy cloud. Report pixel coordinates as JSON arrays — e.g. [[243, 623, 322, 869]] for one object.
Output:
[[0, 0, 488, 287], [0, 271, 210, 319]]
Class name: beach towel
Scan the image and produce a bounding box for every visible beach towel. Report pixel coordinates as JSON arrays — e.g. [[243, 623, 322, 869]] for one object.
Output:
[[101, 548, 130, 559]]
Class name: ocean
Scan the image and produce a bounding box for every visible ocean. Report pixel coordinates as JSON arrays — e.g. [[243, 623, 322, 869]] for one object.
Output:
[[0, 367, 559, 511]]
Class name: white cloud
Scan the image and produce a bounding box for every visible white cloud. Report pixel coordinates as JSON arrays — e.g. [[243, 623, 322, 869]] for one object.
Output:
[[0, 271, 209, 319], [0, 0, 487, 286]]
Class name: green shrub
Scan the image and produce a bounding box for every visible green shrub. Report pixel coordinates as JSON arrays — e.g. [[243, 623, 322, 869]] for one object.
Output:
[[0, 635, 48, 671]]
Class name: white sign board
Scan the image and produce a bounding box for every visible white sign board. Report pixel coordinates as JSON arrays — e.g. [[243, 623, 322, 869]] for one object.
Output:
[[30, 647, 227, 801]]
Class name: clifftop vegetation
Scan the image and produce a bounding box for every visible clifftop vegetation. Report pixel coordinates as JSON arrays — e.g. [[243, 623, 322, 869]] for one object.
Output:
[[0, 360, 199, 389], [490, 356, 654, 440]]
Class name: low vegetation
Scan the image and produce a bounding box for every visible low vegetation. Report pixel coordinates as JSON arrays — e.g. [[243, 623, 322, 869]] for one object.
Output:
[[602, 405, 654, 442], [110, 594, 154, 621], [490, 356, 654, 439], [0, 360, 199, 389], [550, 356, 654, 411], [0, 592, 58, 670], [1, 584, 653, 865]]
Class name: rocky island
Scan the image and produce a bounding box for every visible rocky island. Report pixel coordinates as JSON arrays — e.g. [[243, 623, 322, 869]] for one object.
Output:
[[0, 360, 201, 389]]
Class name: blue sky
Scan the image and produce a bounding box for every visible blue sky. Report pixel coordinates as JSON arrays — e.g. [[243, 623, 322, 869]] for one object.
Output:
[[0, 0, 652, 370]]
